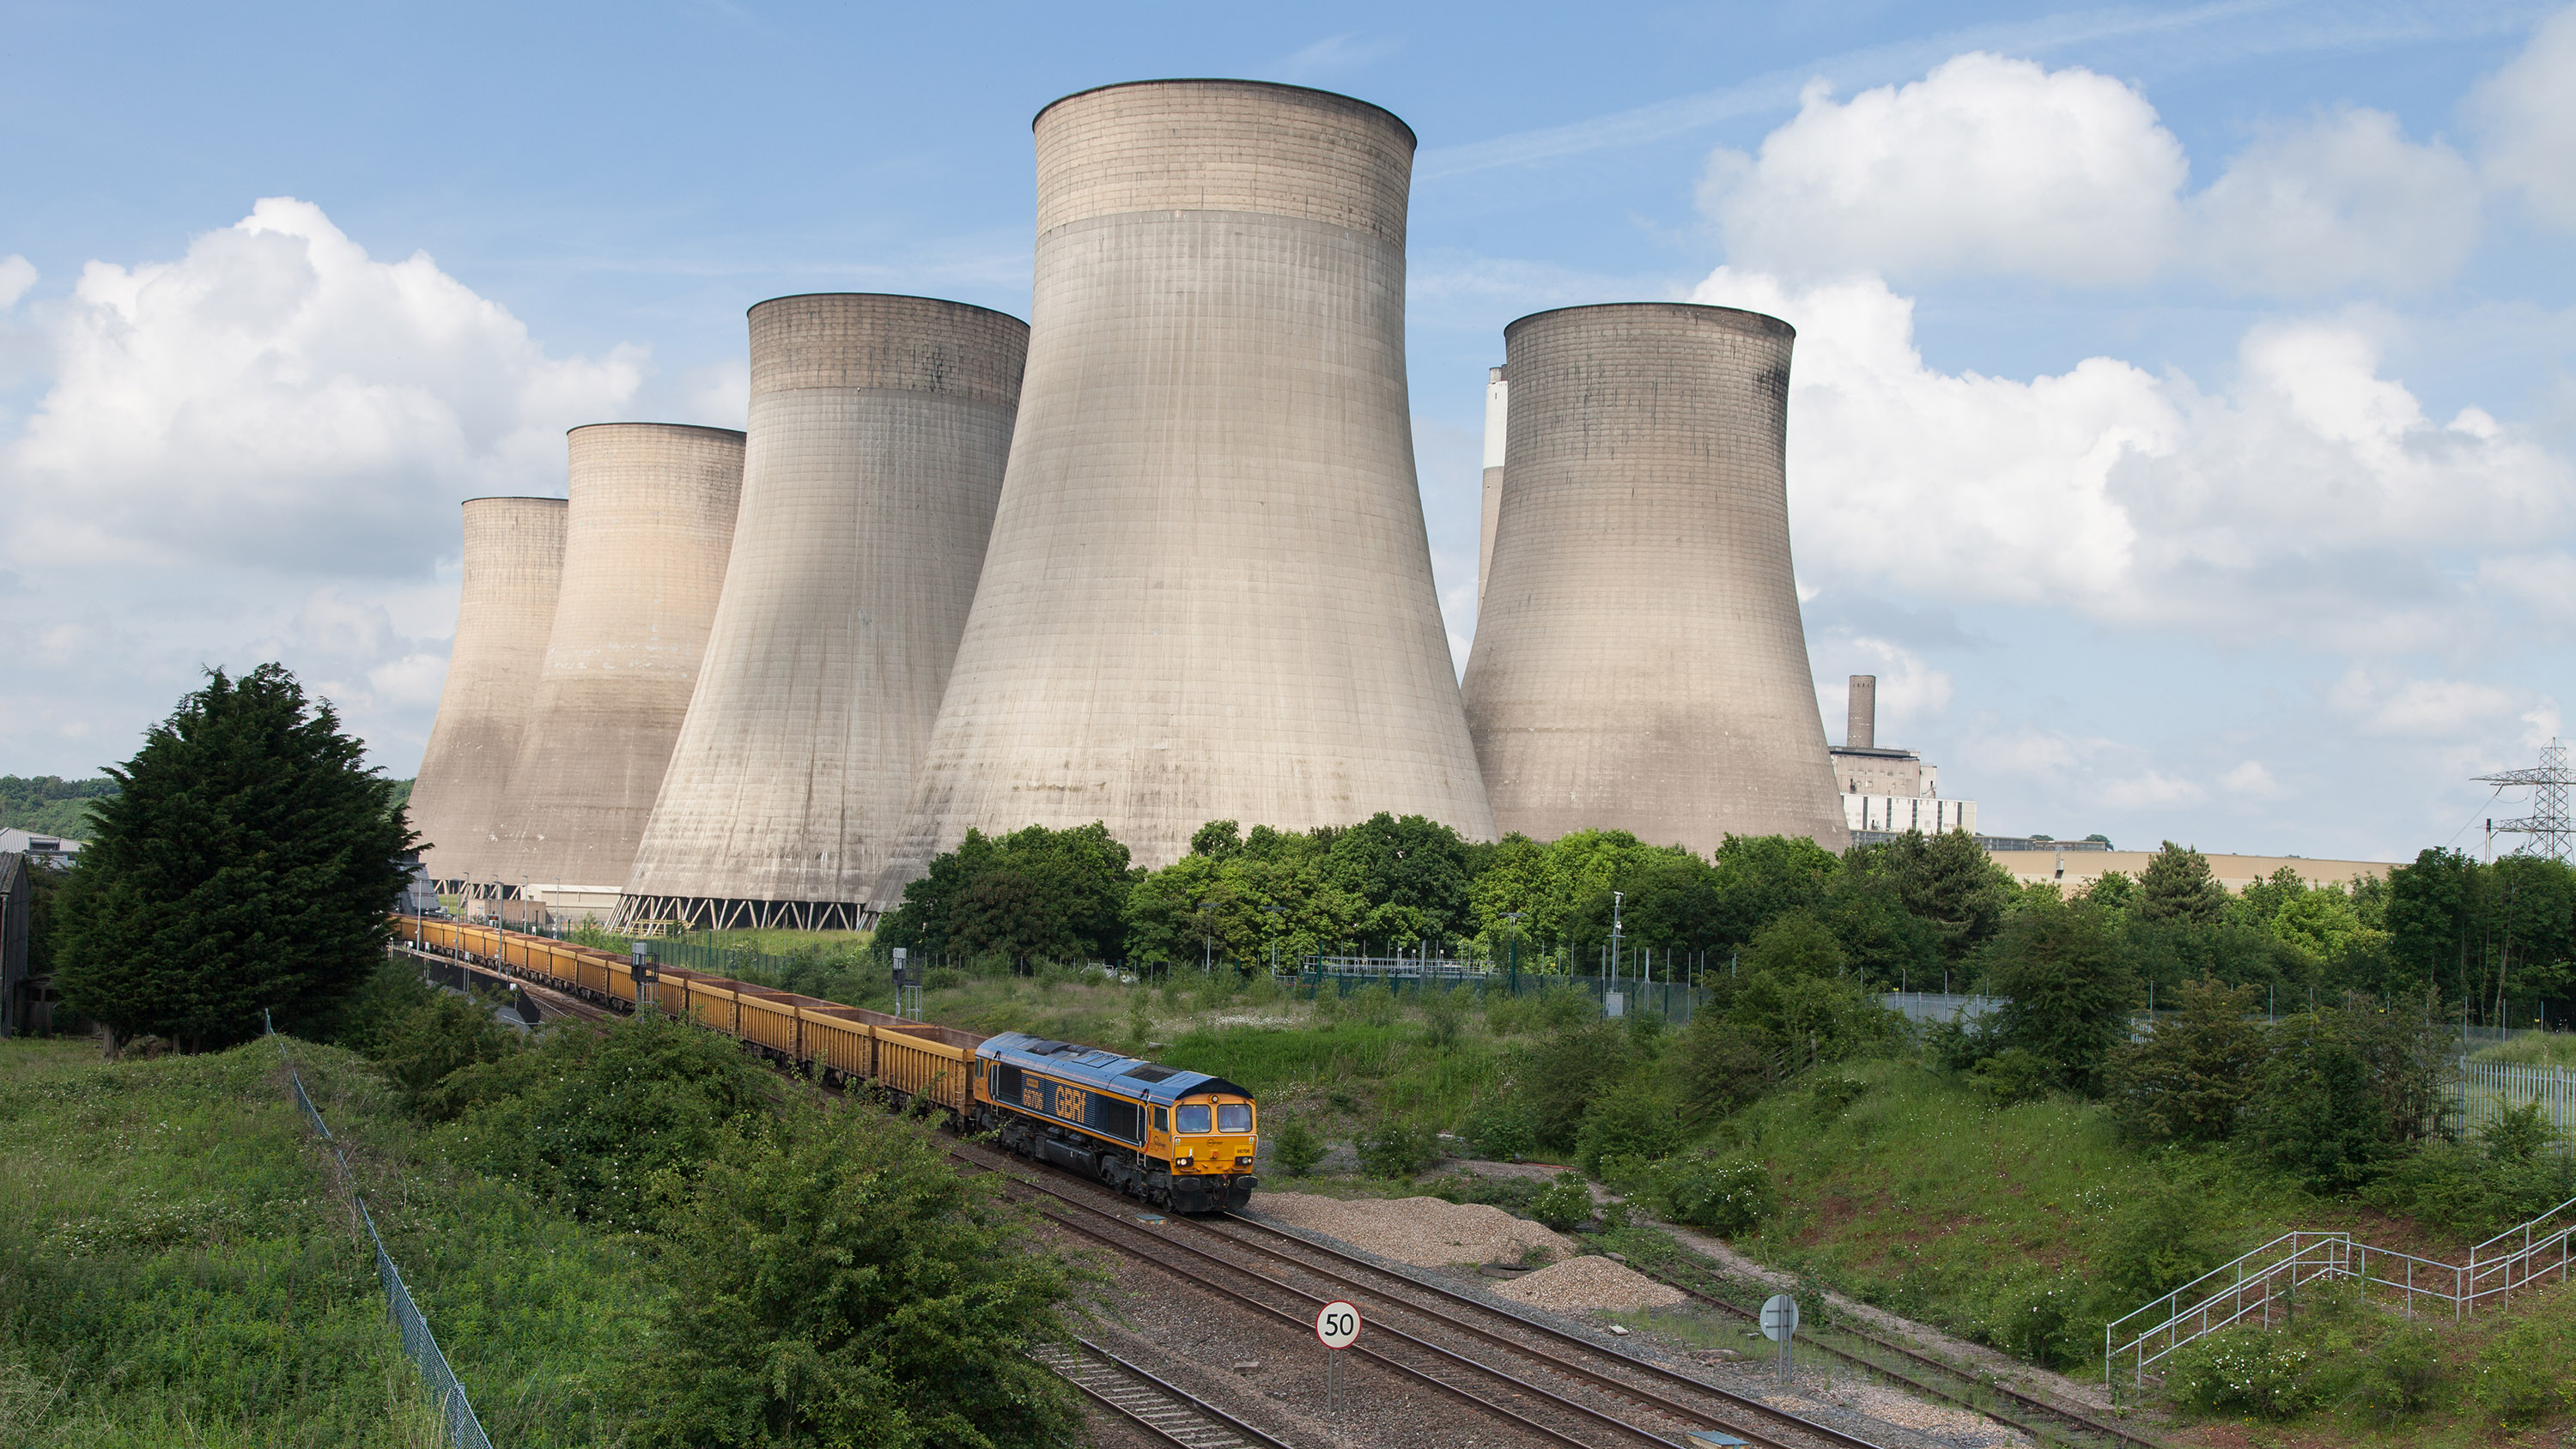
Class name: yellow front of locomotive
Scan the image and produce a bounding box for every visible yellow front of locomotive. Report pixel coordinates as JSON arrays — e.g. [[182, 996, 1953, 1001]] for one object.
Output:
[[1167, 1091, 1258, 1211]]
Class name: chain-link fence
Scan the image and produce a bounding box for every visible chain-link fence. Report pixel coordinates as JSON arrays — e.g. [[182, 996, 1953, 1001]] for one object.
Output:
[[271, 1021, 494, 1449]]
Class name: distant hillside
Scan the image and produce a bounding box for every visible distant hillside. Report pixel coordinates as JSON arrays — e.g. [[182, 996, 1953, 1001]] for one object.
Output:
[[0, 775, 118, 841]]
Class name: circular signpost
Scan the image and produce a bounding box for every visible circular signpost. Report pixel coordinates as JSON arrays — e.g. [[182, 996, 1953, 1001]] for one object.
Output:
[[1315, 1300, 1361, 1413], [1760, 1294, 1799, 1385]]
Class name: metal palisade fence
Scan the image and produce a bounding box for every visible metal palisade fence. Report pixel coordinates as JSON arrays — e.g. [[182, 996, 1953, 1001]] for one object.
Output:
[[270, 1017, 495, 1449], [2456, 1058, 2576, 1135]]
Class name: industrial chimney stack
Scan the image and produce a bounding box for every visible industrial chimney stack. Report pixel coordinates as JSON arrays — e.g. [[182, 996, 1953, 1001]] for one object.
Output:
[[1848, 675, 1877, 750]]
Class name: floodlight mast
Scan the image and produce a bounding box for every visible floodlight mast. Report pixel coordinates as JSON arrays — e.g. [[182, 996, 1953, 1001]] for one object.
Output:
[[2475, 739, 2573, 864]]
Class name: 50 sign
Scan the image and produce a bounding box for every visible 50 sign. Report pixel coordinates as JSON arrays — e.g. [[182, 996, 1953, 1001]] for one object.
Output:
[[1313, 1300, 1362, 1349]]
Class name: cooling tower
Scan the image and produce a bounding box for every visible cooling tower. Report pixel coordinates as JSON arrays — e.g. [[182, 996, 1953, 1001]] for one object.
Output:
[[874, 79, 1492, 891], [1461, 303, 1849, 855], [407, 497, 567, 890], [618, 296, 1029, 932], [1479, 366, 1507, 608], [491, 424, 744, 900]]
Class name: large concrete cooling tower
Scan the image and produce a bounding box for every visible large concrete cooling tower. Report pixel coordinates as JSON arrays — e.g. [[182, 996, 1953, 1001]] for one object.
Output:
[[618, 296, 1029, 932], [875, 79, 1492, 889], [491, 424, 744, 906], [407, 496, 566, 890], [1461, 303, 1849, 855]]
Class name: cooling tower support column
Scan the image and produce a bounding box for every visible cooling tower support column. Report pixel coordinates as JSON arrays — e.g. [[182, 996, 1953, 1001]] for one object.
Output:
[[877, 79, 1493, 888], [619, 295, 1029, 933], [1461, 303, 1849, 855], [493, 424, 744, 908], [408, 497, 567, 892]]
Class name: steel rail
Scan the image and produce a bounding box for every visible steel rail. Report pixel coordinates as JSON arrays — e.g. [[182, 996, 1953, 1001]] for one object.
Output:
[[1627, 1255, 2165, 1449], [1201, 1209, 1897, 1449], [1005, 1179, 1643, 1449], [962, 1149, 1872, 1449], [1034, 1336, 1298, 1449]]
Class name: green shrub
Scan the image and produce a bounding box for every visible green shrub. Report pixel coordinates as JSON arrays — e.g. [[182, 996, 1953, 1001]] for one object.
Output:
[[1645, 1154, 1775, 1234], [2348, 1325, 2443, 1426], [1807, 1073, 1870, 1116], [376, 991, 521, 1119], [1354, 1118, 1440, 1179], [1419, 985, 1468, 1049], [1461, 1092, 1536, 1161], [1968, 1047, 2054, 1106], [1427, 1172, 1546, 1216], [2166, 1327, 2327, 1419], [1528, 1172, 1595, 1232], [2470, 1318, 2572, 1430], [1676, 1015, 1775, 1117], [1535, 988, 1597, 1031], [1268, 1117, 1325, 1177], [1352, 982, 1400, 1028], [1983, 1271, 2091, 1370], [1574, 1085, 1683, 1178]]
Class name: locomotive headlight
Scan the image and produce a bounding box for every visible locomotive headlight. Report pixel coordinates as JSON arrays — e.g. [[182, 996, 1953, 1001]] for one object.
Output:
[[1177, 1154, 1194, 1167]]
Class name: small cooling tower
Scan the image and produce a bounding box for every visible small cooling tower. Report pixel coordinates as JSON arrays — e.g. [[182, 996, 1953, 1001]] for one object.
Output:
[[620, 295, 1029, 931], [490, 424, 744, 906], [875, 79, 1492, 890], [1461, 303, 1848, 854], [407, 497, 566, 889]]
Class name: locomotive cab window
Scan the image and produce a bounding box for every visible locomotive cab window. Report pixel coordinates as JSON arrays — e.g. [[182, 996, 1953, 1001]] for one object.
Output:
[[1152, 1106, 1168, 1132], [1176, 1103, 1212, 1134], [1218, 1103, 1251, 1134]]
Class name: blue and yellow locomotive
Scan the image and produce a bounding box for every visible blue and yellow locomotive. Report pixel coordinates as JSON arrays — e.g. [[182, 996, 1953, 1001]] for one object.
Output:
[[971, 1031, 1259, 1212]]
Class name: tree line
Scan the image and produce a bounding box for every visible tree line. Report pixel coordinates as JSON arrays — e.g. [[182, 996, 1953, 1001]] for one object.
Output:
[[881, 814, 2576, 1027]]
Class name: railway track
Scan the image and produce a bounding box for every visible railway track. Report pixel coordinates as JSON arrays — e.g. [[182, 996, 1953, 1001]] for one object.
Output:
[[957, 1141, 1889, 1449], [1621, 1253, 2163, 1449], [1031, 1335, 1297, 1449]]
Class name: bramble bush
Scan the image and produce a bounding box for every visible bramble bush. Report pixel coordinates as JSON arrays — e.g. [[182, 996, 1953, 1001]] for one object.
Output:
[[1267, 1116, 1325, 1177], [2166, 1326, 2328, 1419], [1528, 1172, 1596, 1232], [1354, 1118, 1441, 1179], [1461, 1091, 1536, 1161]]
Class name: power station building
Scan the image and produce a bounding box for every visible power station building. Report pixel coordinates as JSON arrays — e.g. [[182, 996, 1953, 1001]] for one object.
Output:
[[407, 496, 566, 891], [619, 295, 1030, 931], [490, 423, 744, 915], [1461, 303, 1850, 856], [873, 79, 1493, 892], [1832, 674, 1977, 840]]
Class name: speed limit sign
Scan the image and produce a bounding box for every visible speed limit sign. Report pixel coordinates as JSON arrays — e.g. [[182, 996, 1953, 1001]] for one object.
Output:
[[1315, 1300, 1362, 1349]]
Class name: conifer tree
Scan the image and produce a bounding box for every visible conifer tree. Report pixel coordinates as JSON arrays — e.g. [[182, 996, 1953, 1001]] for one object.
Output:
[[55, 664, 413, 1052]]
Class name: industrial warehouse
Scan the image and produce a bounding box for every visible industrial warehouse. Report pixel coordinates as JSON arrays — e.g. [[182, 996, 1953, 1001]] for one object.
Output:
[[407, 77, 1885, 931]]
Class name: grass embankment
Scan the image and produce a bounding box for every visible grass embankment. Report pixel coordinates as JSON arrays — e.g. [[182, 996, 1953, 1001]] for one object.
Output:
[[2476, 1034, 2576, 1068], [0, 1038, 647, 1447]]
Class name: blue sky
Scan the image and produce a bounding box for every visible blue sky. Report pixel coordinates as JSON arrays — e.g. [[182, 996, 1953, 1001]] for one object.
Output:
[[3, 0, 2571, 863]]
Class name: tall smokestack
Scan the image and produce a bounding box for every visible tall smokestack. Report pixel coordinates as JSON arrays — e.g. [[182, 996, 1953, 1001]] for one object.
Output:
[[876, 79, 1492, 888], [621, 295, 1027, 931], [1461, 302, 1848, 854], [1479, 365, 1507, 608], [409, 496, 566, 888], [492, 423, 744, 894], [1848, 675, 1877, 750]]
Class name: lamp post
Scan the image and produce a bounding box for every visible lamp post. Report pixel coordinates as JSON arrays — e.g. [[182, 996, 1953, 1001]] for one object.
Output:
[[1611, 891, 1623, 984]]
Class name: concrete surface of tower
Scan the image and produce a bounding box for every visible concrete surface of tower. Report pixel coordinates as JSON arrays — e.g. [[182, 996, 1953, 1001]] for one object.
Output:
[[491, 424, 744, 910], [407, 496, 567, 892], [620, 296, 1028, 932], [877, 78, 1493, 891], [1461, 302, 1849, 855]]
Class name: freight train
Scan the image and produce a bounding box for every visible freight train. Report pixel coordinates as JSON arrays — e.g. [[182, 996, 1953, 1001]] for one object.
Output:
[[394, 917, 1260, 1212]]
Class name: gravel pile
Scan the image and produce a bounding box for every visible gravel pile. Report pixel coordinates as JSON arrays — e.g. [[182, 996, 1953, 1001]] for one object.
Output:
[[1490, 1254, 1686, 1313], [1253, 1192, 1572, 1267]]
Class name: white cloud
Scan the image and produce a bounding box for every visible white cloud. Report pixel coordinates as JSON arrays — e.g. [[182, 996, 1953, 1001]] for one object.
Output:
[[1271, 32, 1403, 82], [0, 256, 33, 310], [2220, 761, 2287, 800], [2101, 770, 2206, 809], [1814, 636, 1953, 743], [4, 197, 641, 577], [0, 198, 647, 776], [2470, 5, 2576, 230], [2194, 108, 2482, 293], [1704, 55, 2478, 292], [1687, 266, 2572, 646], [2330, 666, 2520, 738], [1702, 55, 2185, 285]]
